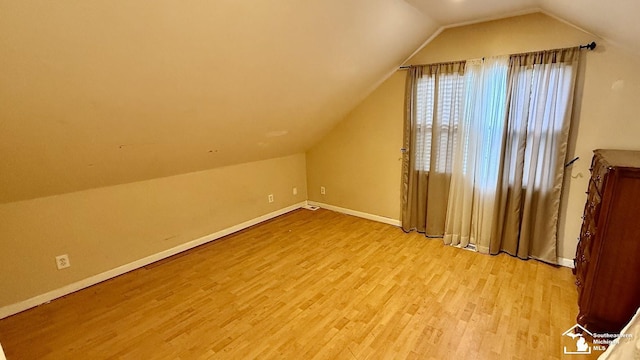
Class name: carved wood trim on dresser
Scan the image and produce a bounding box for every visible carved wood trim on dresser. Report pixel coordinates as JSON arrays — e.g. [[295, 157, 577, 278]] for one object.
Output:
[[574, 149, 640, 333]]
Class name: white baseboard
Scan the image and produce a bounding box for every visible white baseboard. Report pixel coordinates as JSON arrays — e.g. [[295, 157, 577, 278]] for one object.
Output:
[[308, 202, 576, 270], [0, 201, 307, 320], [307, 201, 401, 227], [0, 200, 573, 319], [557, 257, 574, 269]]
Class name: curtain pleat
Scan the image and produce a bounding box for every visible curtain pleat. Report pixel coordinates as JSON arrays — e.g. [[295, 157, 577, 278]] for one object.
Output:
[[401, 66, 421, 232]]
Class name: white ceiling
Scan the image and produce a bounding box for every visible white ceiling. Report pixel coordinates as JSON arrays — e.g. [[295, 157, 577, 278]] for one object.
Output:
[[1, 0, 639, 203], [408, 0, 640, 55], [538, 0, 640, 54], [406, 0, 537, 25]]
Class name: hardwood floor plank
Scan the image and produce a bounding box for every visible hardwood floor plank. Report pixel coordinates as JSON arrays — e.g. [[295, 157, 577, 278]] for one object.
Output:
[[0, 209, 588, 359]]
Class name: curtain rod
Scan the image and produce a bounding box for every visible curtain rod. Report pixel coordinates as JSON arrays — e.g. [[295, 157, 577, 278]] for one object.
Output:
[[398, 41, 597, 70]]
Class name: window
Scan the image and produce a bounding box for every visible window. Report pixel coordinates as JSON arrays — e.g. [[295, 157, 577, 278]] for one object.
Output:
[[506, 62, 575, 188], [403, 49, 580, 259], [414, 72, 465, 173]]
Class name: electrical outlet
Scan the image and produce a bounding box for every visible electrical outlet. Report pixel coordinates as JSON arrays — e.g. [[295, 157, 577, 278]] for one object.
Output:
[[268, 194, 274, 203], [293, 187, 298, 195], [320, 186, 326, 195], [56, 254, 70, 270]]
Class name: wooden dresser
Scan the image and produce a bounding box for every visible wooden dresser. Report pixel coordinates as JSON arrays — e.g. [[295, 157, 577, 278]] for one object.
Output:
[[574, 149, 640, 333]]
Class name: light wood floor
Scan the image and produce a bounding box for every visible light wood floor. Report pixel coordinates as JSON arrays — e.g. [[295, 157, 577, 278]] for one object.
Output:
[[0, 209, 595, 359]]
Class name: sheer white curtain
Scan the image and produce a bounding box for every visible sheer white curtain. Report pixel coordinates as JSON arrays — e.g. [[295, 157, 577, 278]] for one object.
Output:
[[444, 57, 509, 251]]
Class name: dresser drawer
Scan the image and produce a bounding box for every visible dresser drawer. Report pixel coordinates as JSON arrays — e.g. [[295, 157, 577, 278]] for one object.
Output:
[[574, 220, 595, 280], [584, 181, 602, 222], [575, 267, 585, 302], [590, 156, 609, 194], [579, 221, 595, 263]]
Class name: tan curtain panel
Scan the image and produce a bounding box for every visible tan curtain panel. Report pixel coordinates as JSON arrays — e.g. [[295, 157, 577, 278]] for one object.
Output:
[[490, 47, 580, 263], [401, 62, 465, 236]]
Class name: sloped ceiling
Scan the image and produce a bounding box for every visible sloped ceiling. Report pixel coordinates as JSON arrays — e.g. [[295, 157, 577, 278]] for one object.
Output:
[[1, 0, 639, 203]]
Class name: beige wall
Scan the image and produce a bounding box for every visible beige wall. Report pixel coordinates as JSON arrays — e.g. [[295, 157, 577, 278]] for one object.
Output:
[[306, 73, 405, 219], [306, 12, 640, 260], [0, 154, 307, 308]]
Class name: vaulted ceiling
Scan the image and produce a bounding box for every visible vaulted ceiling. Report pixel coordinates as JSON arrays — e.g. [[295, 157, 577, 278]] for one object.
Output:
[[1, 0, 639, 203]]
